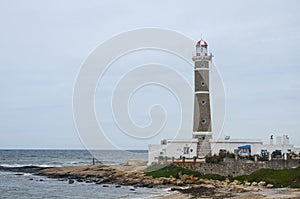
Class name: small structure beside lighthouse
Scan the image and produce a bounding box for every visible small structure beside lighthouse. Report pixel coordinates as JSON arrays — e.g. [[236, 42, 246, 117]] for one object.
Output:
[[192, 39, 213, 157]]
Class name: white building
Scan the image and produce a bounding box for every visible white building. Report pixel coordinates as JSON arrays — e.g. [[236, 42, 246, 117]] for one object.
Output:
[[148, 139, 198, 165], [148, 135, 300, 165]]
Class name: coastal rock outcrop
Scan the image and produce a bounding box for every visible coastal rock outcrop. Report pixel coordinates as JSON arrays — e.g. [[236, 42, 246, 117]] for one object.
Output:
[[35, 163, 278, 195]]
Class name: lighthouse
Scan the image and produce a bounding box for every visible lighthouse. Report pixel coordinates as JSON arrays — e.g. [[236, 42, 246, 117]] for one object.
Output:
[[147, 38, 300, 165], [192, 39, 213, 157]]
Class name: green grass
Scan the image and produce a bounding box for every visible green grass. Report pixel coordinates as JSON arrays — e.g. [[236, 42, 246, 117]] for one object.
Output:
[[144, 164, 225, 181], [145, 164, 300, 188], [234, 166, 300, 188]]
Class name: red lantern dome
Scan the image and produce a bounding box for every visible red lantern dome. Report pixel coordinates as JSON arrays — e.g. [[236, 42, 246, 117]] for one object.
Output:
[[196, 40, 208, 47]]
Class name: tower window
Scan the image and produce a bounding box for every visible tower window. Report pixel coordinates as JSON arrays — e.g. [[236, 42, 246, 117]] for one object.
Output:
[[201, 81, 205, 86], [184, 147, 190, 154], [201, 119, 206, 124], [201, 99, 206, 105]]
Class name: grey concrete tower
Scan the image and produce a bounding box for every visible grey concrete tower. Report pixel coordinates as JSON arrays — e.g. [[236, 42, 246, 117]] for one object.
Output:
[[192, 39, 213, 158]]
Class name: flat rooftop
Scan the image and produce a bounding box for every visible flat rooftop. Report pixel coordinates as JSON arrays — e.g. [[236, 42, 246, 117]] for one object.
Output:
[[210, 139, 263, 144]]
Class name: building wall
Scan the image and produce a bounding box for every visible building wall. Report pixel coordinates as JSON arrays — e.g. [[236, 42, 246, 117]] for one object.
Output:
[[175, 159, 300, 177], [194, 70, 209, 91], [195, 60, 209, 69], [165, 141, 198, 159], [294, 146, 300, 154], [148, 140, 198, 165], [193, 66, 211, 132], [194, 94, 211, 132], [148, 144, 164, 165]]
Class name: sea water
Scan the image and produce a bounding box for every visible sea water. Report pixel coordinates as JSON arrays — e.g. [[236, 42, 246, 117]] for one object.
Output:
[[0, 150, 169, 199]]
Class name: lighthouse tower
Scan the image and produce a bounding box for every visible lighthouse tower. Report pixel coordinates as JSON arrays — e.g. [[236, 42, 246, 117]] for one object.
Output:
[[192, 39, 213, 157]]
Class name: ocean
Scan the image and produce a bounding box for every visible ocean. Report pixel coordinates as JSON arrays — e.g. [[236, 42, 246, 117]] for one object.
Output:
[[0, 150, 169, 199]]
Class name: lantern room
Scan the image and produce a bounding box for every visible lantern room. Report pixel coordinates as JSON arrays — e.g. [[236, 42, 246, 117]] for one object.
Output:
[[196, 39, 208, 56]]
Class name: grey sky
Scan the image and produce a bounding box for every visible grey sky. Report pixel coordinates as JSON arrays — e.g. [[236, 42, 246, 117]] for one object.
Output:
[[0, 0, 300, 149]]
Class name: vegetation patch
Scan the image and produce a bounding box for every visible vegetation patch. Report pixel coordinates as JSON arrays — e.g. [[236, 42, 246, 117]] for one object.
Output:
[[144, 164, 225, 181], [235, 166, 300, 188], [145, 164, 300, 188], [205, 152, 236, 163]]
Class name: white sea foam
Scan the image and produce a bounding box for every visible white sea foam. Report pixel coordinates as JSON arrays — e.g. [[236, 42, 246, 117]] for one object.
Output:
[[0, 164, 61, 168]]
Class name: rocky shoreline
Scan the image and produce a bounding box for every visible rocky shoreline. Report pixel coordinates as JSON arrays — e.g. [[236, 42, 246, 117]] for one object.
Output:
[[34, 163, 300, 198], [37, 164, 164, 188], [2, 162, 300, 198]]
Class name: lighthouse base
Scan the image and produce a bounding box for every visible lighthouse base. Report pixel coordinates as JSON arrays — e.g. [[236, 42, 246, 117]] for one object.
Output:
[[193, 132, 212, 158]]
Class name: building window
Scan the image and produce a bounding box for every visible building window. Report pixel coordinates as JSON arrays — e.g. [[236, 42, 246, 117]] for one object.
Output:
[[201, 99, 206, 105], [184, 147, 190, 154], [201, 81, 205, 86]]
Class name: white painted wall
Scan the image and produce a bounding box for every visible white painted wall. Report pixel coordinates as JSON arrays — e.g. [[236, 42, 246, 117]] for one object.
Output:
[[148, 139, 198, 165], [294, 146, 300, 154], [165, 140, 198, 159], [148, 144, 164, 165]]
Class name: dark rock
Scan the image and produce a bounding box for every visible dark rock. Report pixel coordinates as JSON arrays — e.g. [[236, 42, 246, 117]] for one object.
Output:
[[14, 173, 23, 176], [171, 187, 182, 192], [91, 178, 99, 182], [95, 177, 109, 184], [176, 186, 216, 198], [147, 184, 154, 188], [102, 185, 109, 187], [134, 183, 148, 188], [85, 180, 93, 183], [77, 179, 83, 182], [39, 179, 44, 181], [29, 178, 33, 180], [130, 188, 135, 191], [115, 185, 121, 188], [162, 180, 170, 185], [0, 166, 51, 174], [68, 179, 75, 184]]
